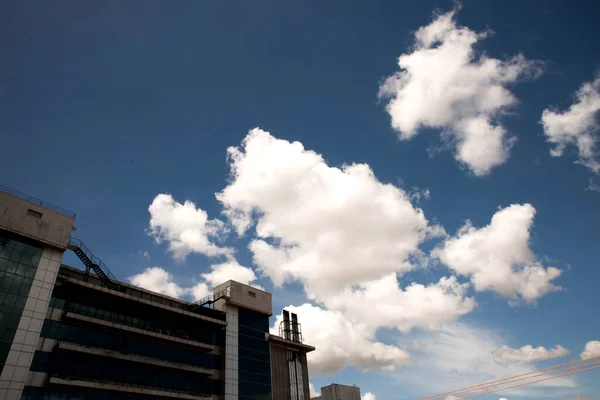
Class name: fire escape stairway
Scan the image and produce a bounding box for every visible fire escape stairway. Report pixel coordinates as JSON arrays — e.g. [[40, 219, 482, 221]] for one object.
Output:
[[68, 237, 120, 291]]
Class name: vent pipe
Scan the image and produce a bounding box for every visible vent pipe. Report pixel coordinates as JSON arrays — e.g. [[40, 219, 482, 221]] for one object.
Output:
[[291, 312, 300, 342], [283, 309, 291, 340]]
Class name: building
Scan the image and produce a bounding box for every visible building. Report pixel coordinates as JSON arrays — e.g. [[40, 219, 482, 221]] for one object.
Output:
[[0, 185, 314, 400], [311, 384, 361, 400]]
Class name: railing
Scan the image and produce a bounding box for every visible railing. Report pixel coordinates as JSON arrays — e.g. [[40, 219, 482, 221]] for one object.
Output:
[[69, 237, 119, 285], [188, 286, 230, 311], [0, 184, 76, 218]]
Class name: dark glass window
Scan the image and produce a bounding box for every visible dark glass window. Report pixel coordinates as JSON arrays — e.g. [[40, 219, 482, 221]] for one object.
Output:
[[39, 319, 219, 369], [0, 234, 42, 372], [238, 309, 272, 400], [29, 350, 220, 396]]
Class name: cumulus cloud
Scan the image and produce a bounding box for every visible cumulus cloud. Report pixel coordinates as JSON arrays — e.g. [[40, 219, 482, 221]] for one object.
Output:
[[271, 304, 411, 374], [127, 260, 259, 302], [362, 393, 376, 400], [434, 204, 562, 303], [127, 267, 187, 298], [541, 74, 600, 173], [397, 323, 576, 396], [379, 7, 542, 176], [324, 274, 475, 332], [217, 128, 443, 302], [581, 341, 600, 359], [492, 344, 570, 365], [309, 383, 320, 397], [148, 193, 233, 260]]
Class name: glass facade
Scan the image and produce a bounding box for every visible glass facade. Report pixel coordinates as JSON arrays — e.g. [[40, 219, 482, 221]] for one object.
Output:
[[238, 309, 272, 400], [288, 350, 305, 400], [21, 386, 198, 400], [0, 233, 42, 373], [28, 350, 220, 396], [49, 295, 217, 345], [39, 319, 219, 369]]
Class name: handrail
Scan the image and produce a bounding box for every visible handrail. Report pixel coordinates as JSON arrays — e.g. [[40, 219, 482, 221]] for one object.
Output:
[[69, 237, 119, 284], [0, 184, 76, 218], [188, 286, 230, 311]]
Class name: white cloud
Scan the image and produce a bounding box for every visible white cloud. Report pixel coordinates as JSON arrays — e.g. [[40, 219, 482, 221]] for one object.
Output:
[[126, 267, 187, 298], [379, 8, 542, 176], [434, 204, 562, 303], [492, 344, 570, 364], [324, 274, 475, 332], [127, 260, 259, 302], [309, 383, 320, 398], [362, 393, 376, 400], [217, 128, 442, 302], [587, 178, 600, 192], [541, 74, 600, 173], [499, 398, 508, 400], [271, 304, 411, 374], [396, 323, 576, 397], [581, 341, 600, 359], [201, 260, 257, 288], [148, 193, 233, 260]]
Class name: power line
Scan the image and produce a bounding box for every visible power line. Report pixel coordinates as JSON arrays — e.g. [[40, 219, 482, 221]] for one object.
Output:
[[419, 355, 600, 400]]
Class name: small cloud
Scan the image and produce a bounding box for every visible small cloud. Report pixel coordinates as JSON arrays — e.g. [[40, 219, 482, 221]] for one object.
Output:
[[586, 178, 600, 192], [309, 383, 320, 397], [581, 341, 600, 359]]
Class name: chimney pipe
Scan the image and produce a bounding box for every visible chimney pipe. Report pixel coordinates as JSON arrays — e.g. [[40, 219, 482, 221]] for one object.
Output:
[[291, 313, 299, 342], [283, 309, 291, 340]]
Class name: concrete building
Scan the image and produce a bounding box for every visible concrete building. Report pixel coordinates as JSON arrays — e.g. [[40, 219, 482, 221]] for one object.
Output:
[[311, 384, 361, 400], [0, 185, 314, 400]]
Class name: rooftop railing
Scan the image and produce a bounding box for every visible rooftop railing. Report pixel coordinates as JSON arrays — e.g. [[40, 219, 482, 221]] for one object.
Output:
[[0, 184, 76, 218]]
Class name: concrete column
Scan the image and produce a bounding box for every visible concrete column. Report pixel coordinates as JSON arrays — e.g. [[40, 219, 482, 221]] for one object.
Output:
[[223, 304, 239, 400]]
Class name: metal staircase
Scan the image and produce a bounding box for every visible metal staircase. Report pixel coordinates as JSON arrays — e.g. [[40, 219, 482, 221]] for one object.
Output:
[[68, 237, 120, 291], [188, 286, 230, 311]]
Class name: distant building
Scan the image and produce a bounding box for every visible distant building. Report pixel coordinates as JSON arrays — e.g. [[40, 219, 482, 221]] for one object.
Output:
[[0, 185, 314, 400], [311, 383, 361, 400]]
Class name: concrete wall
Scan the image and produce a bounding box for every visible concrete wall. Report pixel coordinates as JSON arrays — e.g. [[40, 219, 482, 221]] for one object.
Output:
[[321, 384, 361, 400], [0, 192, 75, 249], [213, 281, 272, 316]]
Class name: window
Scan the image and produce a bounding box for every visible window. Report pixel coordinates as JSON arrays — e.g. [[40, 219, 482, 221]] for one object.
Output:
[[27, 209, 43, 218], [248, 290, 256, 298]]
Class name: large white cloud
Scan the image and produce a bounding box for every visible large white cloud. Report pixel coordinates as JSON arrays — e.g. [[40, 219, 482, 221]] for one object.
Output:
[[492, 344, 570, 365], [217, 128, 442, 302], [378, 8, 542, 176], [580, 341, 600, 359], [362, 393, 376, 400], [271, 304, 411, 374], [324, 274, 475, 332], [127, 260, 259, 302], [148, 193, 233, 260], [434, 204, 562, 303], [541, 74, 600, 173]]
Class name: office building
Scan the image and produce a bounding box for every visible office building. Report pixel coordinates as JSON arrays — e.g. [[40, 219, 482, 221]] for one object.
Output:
[[0, 185, 314, 400], [311, 384, 362, 400]]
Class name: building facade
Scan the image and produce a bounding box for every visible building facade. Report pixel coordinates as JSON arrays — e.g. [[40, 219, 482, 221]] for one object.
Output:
[[0, 185, 314, 400], [311, 384, 361, 400]]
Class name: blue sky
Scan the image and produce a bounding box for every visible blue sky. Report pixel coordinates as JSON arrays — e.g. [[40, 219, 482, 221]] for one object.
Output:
[[1, 1, 599, 399]]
